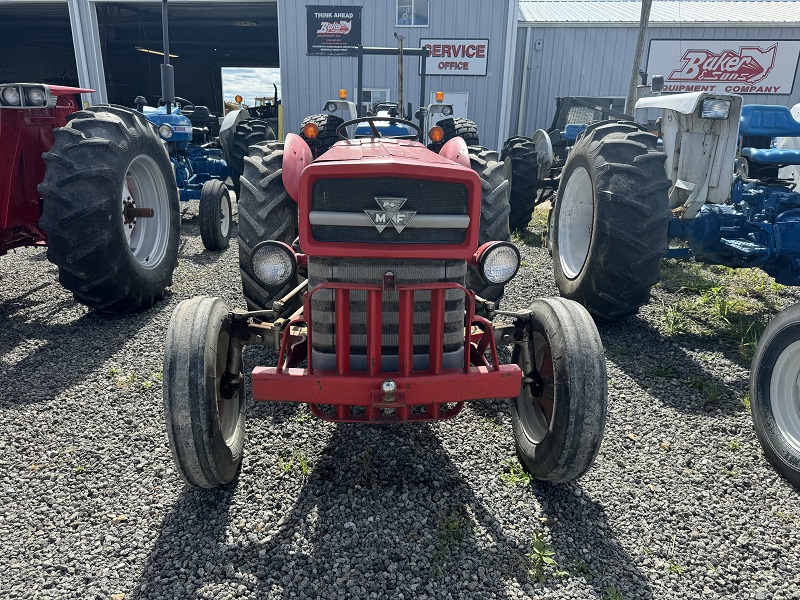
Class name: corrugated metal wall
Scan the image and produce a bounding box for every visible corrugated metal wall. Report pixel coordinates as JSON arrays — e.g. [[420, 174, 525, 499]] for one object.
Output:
[[511, 24, 800, 135], [279, 0, 516, 149]]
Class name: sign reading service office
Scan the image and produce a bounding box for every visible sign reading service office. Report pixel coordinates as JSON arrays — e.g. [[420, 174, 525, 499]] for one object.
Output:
[[306, 6, 362, 56], [647, 40, 800, 95], [420, 39, 489, 76]]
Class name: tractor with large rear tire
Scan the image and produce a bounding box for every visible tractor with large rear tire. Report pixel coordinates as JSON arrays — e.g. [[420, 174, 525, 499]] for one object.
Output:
[[1, 83, 179, 313], [162, 102, 609, 490]]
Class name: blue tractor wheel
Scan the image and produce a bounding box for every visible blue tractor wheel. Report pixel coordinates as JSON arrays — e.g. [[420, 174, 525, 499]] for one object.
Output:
[[199, 179, 232, 251]]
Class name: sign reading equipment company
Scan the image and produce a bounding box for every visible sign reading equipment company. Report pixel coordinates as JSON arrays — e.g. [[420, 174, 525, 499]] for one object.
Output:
[[646, 40, 800, 95], [420, 39, 488, 76], [306, 6, 362, 56]]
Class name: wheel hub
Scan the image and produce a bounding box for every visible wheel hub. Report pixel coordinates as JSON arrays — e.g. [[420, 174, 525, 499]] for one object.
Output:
[[770, 339, 800, 453]]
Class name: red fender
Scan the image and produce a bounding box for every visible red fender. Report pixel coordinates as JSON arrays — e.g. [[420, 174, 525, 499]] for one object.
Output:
[[439, 136, 470, 168], [282, 133, 313, 202]]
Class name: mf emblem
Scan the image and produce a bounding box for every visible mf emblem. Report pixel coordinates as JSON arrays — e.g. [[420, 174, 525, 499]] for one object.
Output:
[[365, 197, 416, 233]]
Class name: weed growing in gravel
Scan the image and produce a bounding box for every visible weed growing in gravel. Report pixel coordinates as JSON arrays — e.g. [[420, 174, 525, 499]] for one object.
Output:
[[527, 531, 557, 583], [293, 410, 314, 424], [499, 457, 531, 487], [686, 375, 720, 404], [740, 391, 751, 412], [728, 439, 741, 451], [279, 451, 313, 477], [660, 301, 687, 335], [776, 511, 797, 523], [432, 505, 474, 575], [667, 560, 684, 574], [571, 559, 597, 580], [700, 286, 738, 323], [644, 366, 678, 378], [531, 205, 549, 228], [603, 585, 622, 600], [481, 415, 504, 432]]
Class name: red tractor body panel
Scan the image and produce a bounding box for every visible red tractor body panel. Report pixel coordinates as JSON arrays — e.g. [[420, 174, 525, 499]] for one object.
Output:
[[0, 87, 88, 255], [297, 138, 482, 259]]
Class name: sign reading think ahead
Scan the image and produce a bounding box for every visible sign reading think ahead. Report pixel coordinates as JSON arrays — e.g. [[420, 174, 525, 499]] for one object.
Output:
[[646, 40, 800, 95], [306, 6, 362, 56], [420, 39, 489, 76]]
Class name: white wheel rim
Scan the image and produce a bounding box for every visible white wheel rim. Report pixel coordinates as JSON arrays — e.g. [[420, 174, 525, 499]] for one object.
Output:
[[769, 339, 800, 453], [558, 166, 594, 280], [121, 154, 171, 269], [220, 193, 231, 237]]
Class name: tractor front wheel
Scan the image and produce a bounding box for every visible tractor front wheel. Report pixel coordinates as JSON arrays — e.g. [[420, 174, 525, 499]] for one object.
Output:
[[163, 296, 246, 489], [39, 106, 179, 312], [199, 179, 232, 251], [750, 304, 800, 488], [501, 136, 538, 231], [551, 121, 671, 320], [300, 113, 344, 156], [436, 117, 479, 146], [511, 297, 607, 482], [230, 119, 276, 195]]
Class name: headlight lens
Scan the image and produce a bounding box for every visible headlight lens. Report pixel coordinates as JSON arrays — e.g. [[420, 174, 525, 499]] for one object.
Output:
[[24, 87, 47, 106], [158, 124, 173, 139], [1, 86, 21, 106], [700, 98, 731, 120], [478, 242, 520, 285], [442, 105, 453, 116], [326, 102, 338, 113], [250, 241, 296, 287]]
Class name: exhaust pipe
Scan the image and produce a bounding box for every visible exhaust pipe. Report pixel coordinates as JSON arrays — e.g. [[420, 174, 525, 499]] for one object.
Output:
[[160, 0, 175, 115]]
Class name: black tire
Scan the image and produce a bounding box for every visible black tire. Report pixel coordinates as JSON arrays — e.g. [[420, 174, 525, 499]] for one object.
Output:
[[436, 117, 479, 146], [301, 113, 344, 156], [551, 121, 670, 321], [238, 141, 300, 311], [163, 296, 246, 489], [38, 105, 180, 313], [501, 136, 538, 231], [750, 304, 800, 488], [511, 297, 607, 482], [230, 119, 276, 195], [466, 147, 512, 312], [199, 179, 232, 251]]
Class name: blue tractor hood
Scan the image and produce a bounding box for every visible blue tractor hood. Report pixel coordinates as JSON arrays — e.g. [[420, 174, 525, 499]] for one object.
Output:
[[142, 105, 193, 144]]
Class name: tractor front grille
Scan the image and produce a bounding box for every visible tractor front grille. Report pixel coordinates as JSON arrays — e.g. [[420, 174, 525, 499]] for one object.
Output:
[[310, 177, 469, 244], [308, 258, 467, 371]]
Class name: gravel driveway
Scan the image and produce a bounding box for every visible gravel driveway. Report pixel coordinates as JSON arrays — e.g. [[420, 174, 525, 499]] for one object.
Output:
[[1, 205, 799, 600]]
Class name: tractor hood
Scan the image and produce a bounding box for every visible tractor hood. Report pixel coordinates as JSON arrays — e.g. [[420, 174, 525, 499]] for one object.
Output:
[[296, 138, 483, 259]]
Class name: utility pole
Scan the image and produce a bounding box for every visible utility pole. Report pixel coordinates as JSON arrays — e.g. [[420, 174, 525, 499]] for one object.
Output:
[[626, 0, 653, 113]]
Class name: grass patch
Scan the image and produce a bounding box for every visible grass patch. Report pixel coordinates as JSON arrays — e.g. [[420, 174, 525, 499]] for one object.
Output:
[[500, 457, 531, 487], [279, 451, 313, 477], [604, 584, 623, 600], [686, 375, 720, 404]]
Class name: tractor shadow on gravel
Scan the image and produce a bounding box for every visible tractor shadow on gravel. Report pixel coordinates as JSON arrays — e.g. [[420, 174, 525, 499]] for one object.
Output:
[[131, 423, 652, 598], [0, 287, 160, 406]]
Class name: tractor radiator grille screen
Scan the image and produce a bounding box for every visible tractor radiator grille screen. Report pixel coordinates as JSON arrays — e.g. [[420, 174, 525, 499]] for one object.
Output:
[[308, 258, 466, 359], [310, 177, 469, 244]]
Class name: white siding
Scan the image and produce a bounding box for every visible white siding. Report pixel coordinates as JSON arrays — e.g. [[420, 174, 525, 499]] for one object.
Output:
[[278, 0, 517, 149]]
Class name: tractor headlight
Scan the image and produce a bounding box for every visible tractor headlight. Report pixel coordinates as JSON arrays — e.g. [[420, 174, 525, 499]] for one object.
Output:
[[24, 87, 47, 106], [158, 124, 174, 139], [477, 242, 520, 285], [1, 86, 21, 106], [700, 98, 731, 120], [250, 241, 296, 287], [442, 105, 452, 116], [326, 102, 338, 113]]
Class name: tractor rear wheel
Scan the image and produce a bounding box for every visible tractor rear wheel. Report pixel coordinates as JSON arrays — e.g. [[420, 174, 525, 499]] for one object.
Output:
[[199, 179, 232, 251], [750, 304, 800, 488], [38, 105, 179, 313], [238, 141, 301, 311], [436, 117, 479, 146], [466, 147, 512, 313], [502, 136, 538, 231], [551, 121, 670, 321], [163, 296, 246, 488], [511, 297, 607, 482], [300, 113, 344, 156], [230, 119, 275, 195]]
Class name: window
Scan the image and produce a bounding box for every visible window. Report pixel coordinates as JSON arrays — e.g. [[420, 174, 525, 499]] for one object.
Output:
[[396, 0, 429, 27], [354, 88, 391, 114]]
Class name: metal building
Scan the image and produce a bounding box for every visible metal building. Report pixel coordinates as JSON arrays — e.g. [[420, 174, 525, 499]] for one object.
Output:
[[278, 0, 519, 150], [511, 1, 800, 136]]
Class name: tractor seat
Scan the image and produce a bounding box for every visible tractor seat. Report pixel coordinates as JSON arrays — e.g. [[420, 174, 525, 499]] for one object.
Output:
[[741, 147, 800, 166], [182, 105, 215, 126], [740, 104, 800, 138]]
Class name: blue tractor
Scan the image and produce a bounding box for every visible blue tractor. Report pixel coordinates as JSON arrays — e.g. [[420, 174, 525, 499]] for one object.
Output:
[[545, 92, 800, 487]]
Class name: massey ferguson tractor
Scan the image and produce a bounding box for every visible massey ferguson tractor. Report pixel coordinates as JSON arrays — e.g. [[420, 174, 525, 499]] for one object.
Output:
[[0, 82, 179, 312], [162, 106, 609, 489], [543, 91, 800, 487]]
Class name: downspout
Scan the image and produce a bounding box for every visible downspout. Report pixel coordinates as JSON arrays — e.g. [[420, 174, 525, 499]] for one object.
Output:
[[497, 0, 520, 150], [517, 27, 533, 135]]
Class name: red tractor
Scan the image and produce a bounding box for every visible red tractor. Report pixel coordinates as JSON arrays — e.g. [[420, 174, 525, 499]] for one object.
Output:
[[162, 114, 608, 489], [1, 83, 179, 312]]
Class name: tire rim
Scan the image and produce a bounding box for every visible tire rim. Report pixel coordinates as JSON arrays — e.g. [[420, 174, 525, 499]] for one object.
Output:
[[558, 165, 594, 280], [121, 154, 171, 269], [517, 331, 556, 443], [769, 339, 800, 453], [215, 328, 240, 445], [220, 193, 231, 238]]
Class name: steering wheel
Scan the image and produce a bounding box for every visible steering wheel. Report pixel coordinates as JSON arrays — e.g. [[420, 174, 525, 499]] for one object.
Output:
[[336, 116, 422, 141]]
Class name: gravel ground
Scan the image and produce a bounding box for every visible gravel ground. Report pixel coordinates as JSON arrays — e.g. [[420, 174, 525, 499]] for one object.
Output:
[[1, 203, 799, 600]]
